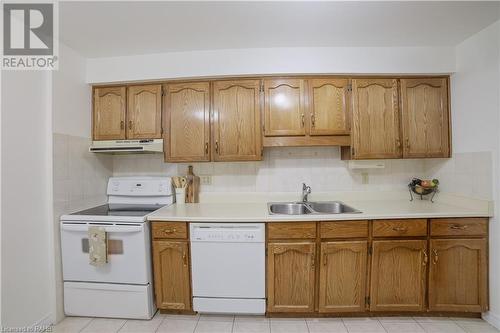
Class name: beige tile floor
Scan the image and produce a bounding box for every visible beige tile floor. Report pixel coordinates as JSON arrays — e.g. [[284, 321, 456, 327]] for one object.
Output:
[[49, 313, 500, 333]]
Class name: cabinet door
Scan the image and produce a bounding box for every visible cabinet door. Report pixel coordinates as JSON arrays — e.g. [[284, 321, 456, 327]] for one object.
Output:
[[152, 241, 191, 310], [351, 79, 401, 159], [127, 84, 162, 139], [164, 82, 210, 162], [429, 239, 487, 312], [308, 78, 350, 136], [93, 86, 126, 140], [319, 241, 368, 312], [264, 79, 306, 137], [370, 240, 427, 311], [401, 78, 450, 158], [267, 242, 315, 312], [212, 80, 262, 161]]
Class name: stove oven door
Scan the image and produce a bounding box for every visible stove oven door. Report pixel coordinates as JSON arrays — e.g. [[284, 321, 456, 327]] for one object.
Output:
[[60, 221, 151, 284]]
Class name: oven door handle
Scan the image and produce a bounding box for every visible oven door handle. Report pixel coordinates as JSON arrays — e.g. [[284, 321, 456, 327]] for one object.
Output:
[[61, 225, 143, 233]]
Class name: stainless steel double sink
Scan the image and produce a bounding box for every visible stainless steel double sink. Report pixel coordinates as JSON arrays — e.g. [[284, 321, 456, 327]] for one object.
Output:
[[268, 201, 361, 215]]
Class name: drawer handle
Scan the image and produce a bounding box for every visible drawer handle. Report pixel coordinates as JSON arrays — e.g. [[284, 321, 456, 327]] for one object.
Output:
[[450, 224, 468, 230], [162, 228, 176, 234], [392, 226, 408, 232], [422, 249, 428, 266], [432, 249, 439, 265]]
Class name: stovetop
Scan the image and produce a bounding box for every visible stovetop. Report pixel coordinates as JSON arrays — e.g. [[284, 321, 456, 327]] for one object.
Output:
[[70, 204, 157, 217]]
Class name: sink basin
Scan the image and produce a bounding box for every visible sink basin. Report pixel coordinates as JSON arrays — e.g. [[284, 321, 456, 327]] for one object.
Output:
[[268, 201, 361, 215], [268, 202, 313, 215], [307, 201, 360, 214]]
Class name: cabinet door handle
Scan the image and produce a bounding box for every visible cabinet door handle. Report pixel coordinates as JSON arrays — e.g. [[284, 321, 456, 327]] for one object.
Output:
[[311, 113, 315, 128], [301, 114, 305, 127], [405, 138, 410, 149], [392, 226, 408, 232], [128, 120, 133, 130], [120, 121, 124, 130], [182, 252, 188, 267], [450, 224, 468, 230], [396, 138, 401, 149], [215, 141, 219, 154], [323, 252, 327, 266], [205, 142, 209, 155], [432, 249, 438, 265], [311, 252, 315, 270], [422, 249, 428, 266]]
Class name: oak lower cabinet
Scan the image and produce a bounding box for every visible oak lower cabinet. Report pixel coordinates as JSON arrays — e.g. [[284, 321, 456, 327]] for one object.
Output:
[[152, 240, 191, 310], [370, 240, 427, 311], [429, 239, 488, 312], [267, 242, 316, 312], [319, 241, 368, 312]]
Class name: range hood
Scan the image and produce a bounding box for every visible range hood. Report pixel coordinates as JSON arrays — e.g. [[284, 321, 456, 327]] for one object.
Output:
[[89, 139, 163, 153]]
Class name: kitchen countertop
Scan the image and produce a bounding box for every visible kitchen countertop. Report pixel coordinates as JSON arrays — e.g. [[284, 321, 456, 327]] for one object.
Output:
[[147, 195, 492, 222]]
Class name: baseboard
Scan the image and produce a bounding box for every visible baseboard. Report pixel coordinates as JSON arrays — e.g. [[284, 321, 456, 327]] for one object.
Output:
[[483, 311, 500, 329], [31, 313, 54, 332]]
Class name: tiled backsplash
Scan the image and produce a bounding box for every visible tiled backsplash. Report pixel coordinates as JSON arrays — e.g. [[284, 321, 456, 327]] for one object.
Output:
[[113, 147, 493, 200]]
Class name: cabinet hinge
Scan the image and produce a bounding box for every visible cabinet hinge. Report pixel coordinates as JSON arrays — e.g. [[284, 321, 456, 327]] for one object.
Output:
[[365, 296, 370, 305], [351, 147, 355, 156], [260, 84, 264, 93], [347, 84, 352, 92], [368, 246, 372, 255]]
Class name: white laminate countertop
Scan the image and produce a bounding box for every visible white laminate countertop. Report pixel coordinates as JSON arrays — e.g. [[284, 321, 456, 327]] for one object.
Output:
[[147, 196, 492, 223]]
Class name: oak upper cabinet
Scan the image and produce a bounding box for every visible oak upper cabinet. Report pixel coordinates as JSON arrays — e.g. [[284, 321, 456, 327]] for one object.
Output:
[[370, 240, 427, 311], [264, 79, 307, 137], [212, 80, 262, 161], [93, 86, 126, 140], [127, 84, 162, 139], [319, 241, 368, 312], [401, 78, 450, 158], [429, 239, 487, 312], [351, 79, 401, 159], [152, 240, 191, 310], [308, 78, 350, 136], [267, 242, 316, 312], [164, 82, 210, 162]]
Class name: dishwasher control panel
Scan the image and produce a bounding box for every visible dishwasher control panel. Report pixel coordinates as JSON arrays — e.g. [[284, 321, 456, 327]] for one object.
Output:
[[190, 223, 265, 242]]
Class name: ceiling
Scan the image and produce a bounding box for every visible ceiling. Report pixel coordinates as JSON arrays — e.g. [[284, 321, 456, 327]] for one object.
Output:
[[60, 1, 500, 58]]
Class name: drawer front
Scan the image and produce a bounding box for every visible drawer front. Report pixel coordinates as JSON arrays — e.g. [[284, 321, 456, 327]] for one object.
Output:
[[320, 221, 368, 239], [373, 219, 427, 237], [152, 222, 188, 239], [431, 218, 487, 237], [268, 222, 316, 239]]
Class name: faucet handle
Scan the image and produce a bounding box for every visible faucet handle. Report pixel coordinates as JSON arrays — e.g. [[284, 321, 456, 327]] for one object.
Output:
[[302, 183, 311, 193]]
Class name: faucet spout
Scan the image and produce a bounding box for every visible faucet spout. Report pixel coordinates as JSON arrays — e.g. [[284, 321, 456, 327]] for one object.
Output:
[[302, 183, 312, 202]]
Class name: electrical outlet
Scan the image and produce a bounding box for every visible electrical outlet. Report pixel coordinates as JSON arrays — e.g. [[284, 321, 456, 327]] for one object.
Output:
[[200, 175, 212, 185], [361, 172, 369, 184]]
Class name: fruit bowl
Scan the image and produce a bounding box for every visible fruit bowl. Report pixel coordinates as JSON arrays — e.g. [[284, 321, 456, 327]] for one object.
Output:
[[409, 184, 437, 196], [408, 178, 439, 202]]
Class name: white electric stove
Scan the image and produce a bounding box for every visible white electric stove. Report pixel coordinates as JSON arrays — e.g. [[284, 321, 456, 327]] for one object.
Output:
[[60, 177, 174, 319]]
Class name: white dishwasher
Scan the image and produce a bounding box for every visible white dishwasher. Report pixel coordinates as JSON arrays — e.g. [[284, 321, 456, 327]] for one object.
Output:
[[190, 223, 266, 314]]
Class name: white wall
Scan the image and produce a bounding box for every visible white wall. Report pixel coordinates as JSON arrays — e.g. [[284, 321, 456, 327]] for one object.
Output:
[[86, 46, 455, 83], [1, 71, 54, 328], [449, 20, 500, 327]]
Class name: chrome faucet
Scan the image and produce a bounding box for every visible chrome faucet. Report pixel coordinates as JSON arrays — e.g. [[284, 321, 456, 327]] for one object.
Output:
[[302, 183, 312, 202]]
